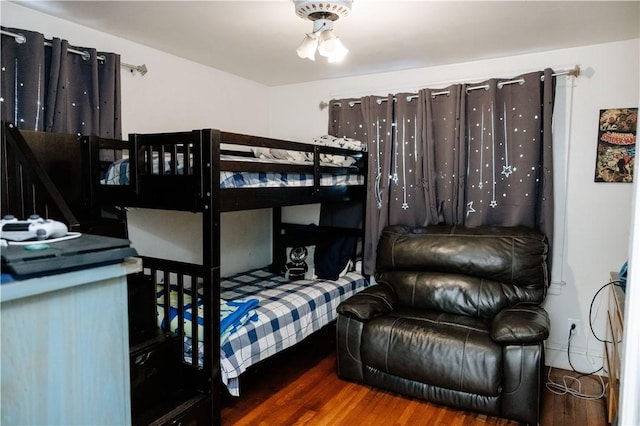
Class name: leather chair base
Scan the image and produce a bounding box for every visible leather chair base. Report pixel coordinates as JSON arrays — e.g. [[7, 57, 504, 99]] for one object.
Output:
[[361, 309, 502, 396], [337, 313, 545, 426], [363, 364, 502, 418]]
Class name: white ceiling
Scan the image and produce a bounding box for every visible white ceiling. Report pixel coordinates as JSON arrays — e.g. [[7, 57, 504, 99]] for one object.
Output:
[[10, 1, 640, 87]]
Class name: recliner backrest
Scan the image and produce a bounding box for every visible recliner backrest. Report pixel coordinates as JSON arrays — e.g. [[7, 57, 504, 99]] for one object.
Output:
[[375, 225, 549, 318]]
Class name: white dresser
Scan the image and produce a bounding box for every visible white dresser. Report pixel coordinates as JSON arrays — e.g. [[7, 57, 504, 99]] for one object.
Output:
[[1, 257, 141, 425]]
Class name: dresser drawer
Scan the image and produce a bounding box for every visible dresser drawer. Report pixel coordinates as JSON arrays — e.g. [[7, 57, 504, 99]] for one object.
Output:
[[153, 394, 211, 426], [130, 331, 182, 415]]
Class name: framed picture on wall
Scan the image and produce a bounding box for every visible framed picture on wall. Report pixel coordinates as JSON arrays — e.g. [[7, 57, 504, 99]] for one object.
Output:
[[594, 107, 637, 183]]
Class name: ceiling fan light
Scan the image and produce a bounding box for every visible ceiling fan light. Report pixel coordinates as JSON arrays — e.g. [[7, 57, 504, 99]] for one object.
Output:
[[293, 0, 352, 63], [317, 27, 334, 42], [317, 30, 336, 57], [294, 0, 353, 21], [312, 18, 333, 34], [297, 34, 319, 60], [327, 43, 348, 63], [318, 34, 348, 62]]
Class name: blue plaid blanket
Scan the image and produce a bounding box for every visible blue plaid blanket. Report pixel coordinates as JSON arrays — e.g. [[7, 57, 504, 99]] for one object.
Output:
[[183, 268, 371, 396], [220, 299, 259, 343], [156, 286, 259, 344]]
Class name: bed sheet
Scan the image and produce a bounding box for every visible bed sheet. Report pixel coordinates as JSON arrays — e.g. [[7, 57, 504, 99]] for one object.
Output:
[[183, 268, 371, 397]]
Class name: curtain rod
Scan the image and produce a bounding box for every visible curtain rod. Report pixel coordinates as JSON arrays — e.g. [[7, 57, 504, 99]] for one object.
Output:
[[322, 65, 581, 110], [1, 29, 148, 76]]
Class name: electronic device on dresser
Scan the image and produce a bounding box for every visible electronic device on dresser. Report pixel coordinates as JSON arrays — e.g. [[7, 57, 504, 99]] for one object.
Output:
[[0, 214, 68, 241], [2, 229, 138, 280]]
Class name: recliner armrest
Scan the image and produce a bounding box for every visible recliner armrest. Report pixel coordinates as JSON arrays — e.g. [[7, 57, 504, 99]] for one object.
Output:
[[337, 284, 396, 321], [490, 305, 550, 344]]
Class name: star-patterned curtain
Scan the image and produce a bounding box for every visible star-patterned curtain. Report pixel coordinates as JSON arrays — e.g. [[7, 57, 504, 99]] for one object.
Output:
[[330, 95, 394, 275], [464, 69, 554, 242], [1, 26, 121, 139], [329, 69, 555, 275]]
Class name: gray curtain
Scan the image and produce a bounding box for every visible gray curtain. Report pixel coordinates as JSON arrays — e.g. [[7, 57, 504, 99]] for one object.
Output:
[[420, 84, 467, 226], [1, 27, 121, 138], [464, 70, 554, 243], [388, 93, 425, 226], [330, 95, 394, 273], [329, 69, 555, 275]]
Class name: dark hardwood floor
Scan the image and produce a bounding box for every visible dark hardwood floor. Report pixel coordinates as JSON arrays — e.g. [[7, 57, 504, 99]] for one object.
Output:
[[221, 336, 607, 426]]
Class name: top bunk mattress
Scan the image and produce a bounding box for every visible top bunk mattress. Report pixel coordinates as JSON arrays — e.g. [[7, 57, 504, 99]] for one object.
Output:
[[102, 156, 364, 188], [98, 133, 367, 190]]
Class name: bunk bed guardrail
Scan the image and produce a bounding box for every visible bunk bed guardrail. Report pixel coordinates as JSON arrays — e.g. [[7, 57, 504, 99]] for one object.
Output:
[[1, 122, 80, 230], [87, 129, 367, 212]]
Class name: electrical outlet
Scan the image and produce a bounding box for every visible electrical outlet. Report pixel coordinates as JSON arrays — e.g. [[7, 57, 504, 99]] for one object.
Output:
[[568, 318, 581, 337]]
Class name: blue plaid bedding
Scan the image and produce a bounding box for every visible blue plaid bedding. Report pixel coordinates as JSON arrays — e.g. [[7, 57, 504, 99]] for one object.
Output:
[[183, 268, 371, 396], [101, 156, 183, 185], [219, 171, 363, 188], [156, 285, 259, 344], [101, 157, 364, 188]]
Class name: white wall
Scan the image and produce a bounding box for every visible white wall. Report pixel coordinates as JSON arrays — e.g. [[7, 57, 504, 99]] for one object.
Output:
[[269, 39, 640, 372], [1, 2, 274, 275]]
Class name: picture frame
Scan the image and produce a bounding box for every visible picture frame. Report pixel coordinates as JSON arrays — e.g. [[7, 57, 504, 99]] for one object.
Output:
[[594, 108, 637, 183]]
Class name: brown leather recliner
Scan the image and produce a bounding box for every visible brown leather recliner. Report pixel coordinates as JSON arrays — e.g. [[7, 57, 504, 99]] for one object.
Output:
[[336, 225, 550, 426]]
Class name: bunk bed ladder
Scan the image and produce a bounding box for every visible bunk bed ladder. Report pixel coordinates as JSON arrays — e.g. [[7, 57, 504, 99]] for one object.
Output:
[[1, 122, 80, 229]]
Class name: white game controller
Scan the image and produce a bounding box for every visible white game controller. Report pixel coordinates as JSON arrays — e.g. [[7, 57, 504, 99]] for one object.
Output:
[[0, 214, 69, 241]]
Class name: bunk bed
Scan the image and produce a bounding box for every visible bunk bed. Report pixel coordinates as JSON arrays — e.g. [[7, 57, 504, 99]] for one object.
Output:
[[85, 128, 370, 424], [3, 121, 370, 424]]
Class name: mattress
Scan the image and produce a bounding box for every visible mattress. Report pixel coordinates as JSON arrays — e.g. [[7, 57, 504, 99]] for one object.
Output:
[[101, 156, 364, 188], [180, 268, 371, 396]]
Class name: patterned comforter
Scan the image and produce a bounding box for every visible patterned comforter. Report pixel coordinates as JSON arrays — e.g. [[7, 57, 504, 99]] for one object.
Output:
[[183, 268, 371, 396]]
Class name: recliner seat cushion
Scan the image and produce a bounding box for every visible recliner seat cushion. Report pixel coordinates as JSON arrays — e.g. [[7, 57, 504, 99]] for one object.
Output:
[[361, 308, 502, 397]]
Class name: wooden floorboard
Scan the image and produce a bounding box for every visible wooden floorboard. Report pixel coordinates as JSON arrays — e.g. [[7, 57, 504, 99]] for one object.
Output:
[[222, 348, 607, 426]]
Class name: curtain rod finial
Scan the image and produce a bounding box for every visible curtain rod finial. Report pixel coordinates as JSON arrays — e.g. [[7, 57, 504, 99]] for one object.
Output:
[[319, 100, 329, 110], [122, 62, 148, 76], [568, 65, 581, 78]]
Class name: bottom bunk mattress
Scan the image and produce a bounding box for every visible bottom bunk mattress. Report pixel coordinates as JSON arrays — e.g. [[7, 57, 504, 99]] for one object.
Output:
[[159, 267, 371, 397]]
